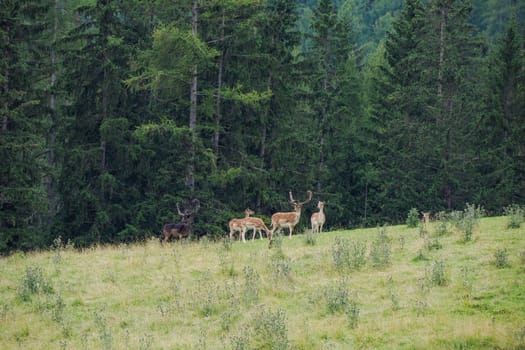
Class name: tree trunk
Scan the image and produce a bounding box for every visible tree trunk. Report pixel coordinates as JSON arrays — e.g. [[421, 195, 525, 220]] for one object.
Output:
[[46, 0, 59, 220], [437, 7, 446, 95], [187, 0, 199, 193], [213, 11, 225, 162]]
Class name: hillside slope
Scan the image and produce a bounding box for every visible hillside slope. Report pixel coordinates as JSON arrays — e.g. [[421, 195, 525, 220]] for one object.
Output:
[[1, 216, 524, 349]]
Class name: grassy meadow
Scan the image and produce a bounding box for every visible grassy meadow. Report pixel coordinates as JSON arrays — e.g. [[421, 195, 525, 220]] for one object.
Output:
[[1, 215, 524, 349]]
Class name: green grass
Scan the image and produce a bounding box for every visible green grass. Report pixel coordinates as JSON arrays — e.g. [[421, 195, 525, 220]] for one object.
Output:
[[1, 216, 524, 349]]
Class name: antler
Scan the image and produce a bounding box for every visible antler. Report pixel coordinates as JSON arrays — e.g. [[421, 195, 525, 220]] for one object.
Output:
[[289, 190, 312, 205], [299, 190, 313, 205], [289, 191, 296, 204], [176, 203, 184, 216]]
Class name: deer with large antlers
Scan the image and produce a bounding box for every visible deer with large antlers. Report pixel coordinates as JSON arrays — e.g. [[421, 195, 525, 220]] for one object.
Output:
[[270, 190, 312, 239], [229, 208, 254, 243], [162, 199, 200, 243], [311, 200, 326, 234]]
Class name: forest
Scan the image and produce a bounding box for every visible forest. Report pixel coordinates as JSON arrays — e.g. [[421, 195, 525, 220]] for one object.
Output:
[[1, 0, 524, 253]]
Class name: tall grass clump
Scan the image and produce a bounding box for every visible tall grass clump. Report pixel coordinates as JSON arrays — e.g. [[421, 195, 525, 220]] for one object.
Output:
[[457, 203, 485, 242], [406, 208, 420, 228], [324, 278, 350, 314], [434, 211, 451, 236], [304, 230, 317, 246], [17, 266, 54, 302], [332, 236, 350, 272], [242, 266, 260, 304], [253, 306, 289, 350], [428, 258, 448, 287], [504, 204, 524, 229], [458, 266, 474, 301], [494, 248, 510, 268], [331, 237, 367, 271], [370, 226, 391, 268]]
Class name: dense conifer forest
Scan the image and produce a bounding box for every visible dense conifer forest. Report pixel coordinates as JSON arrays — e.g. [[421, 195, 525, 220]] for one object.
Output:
[[1, 0, 524, 252]]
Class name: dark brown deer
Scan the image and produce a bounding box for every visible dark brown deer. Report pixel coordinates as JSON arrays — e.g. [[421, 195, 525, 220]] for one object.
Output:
[[162, 199, 200, 243]]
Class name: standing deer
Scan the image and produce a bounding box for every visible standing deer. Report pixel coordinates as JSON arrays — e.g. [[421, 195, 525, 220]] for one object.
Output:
[[270, 190, 312, 239], [422, 211, 431, 225], [311, 200, 326, 234], [229, 208, 254, 242], [162, 199, 200, 243], [244, 215, 271, 241]]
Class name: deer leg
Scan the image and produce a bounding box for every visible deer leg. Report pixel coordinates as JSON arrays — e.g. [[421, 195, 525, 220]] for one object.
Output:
[[241, 227, 247, 243]]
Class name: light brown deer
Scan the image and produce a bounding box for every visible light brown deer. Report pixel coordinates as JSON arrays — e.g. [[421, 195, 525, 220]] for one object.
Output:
[[311, 200, 326, 234], [162, 199, 200, 243], [270, 190, 312, 239], [244, 215, 271, 241], [229, 208, 254, 243], [422, 211, 431, 225]]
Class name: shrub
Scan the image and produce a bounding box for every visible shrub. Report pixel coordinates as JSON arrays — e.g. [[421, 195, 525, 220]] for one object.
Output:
[[253, 306, 289, 350], [456, 203, 484, 242], [304, 230, 317, 246], [332, 237, 350, 272], [350, 240, 367, 269], [17, 267, 54, 301], [370, 227, 391, 268], [346, 300, 360, 329], [434, 211, 451, 236], [428, 259, 448, 286], [325, 279, 349, 314], [242, 266, 260, 304], [494, 248, 509, 268], [504, 204, 524, 229], [406, 208, 420, 228]]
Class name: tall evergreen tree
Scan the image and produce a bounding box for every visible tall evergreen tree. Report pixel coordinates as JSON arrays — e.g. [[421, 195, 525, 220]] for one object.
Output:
[[477, 18, 525, 207], [57, 0, 150, 245], [0, 1, 53, 252], [304, 0, 364, 226]]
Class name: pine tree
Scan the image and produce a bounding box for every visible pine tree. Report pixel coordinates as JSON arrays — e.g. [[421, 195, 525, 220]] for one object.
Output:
[[478, 18, 525, 207], [0, 1, 53, 252]]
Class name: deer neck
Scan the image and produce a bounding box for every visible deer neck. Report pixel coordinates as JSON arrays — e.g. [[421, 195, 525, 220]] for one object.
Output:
[[293, 206, 303, 224]]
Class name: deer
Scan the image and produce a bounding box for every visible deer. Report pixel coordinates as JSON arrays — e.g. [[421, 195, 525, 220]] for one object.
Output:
[[162, 199, 200, 243], [270, 190, 312, 240], [311, 200, 326, 234], [422, 211, 431, 225], [244, 215, 271, 241], [229, 208, 254, 243]]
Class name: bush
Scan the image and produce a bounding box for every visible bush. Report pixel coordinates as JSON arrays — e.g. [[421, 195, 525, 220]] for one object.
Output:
[[253, 306, 289, 350], [494, 248, 509, 268], [504, 204, 524, 229], [428, 259, 448, 286], [332, 237, 350, 272], [406, 208, 420, 228], [456, 203, 484, 242], [17, 267, 54, 301], [370, 227, 391, 268]]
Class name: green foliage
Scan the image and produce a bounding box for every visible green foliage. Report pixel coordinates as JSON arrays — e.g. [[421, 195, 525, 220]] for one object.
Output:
[[253, 306, 289, 350], [0, 0, 524, 253], [455, 204, 485, 242], [370, 227, 392, 268], [494, 248, 510, 268], [428, 259, 448, 287], [504, 204, 524, 229], [324, 278, 350, 314], [406, 208, 420, 227], [17, 267, 54, 302]]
